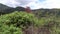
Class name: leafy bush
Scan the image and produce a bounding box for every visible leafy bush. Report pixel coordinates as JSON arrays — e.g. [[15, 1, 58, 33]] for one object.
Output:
[[0, 11, 40, 34], [0, 11, 60, 34], [0, 25, 23, 34], [0, 11, 39, 27]]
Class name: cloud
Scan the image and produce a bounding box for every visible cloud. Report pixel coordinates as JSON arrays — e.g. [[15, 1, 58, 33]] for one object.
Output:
[[0, 0, 60, 9], [0, 0, 21, 7], [15, 0, 37, 5], [0, 0, 37, 8], [26, 0, 60, 9], [40, 0, 60, 8]]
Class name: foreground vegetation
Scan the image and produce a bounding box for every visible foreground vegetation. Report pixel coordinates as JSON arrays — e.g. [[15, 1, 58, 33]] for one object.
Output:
[[0, 11, 60, 34], [0, 11, 39, 34]]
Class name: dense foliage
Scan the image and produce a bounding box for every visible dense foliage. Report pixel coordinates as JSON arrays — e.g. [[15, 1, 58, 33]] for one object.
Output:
[[33, 10, 60, 34], [0, 10, 60, 34], [0, 11, 40, 34]]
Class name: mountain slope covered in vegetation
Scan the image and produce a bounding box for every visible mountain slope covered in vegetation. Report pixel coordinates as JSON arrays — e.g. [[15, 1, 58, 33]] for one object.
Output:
[[0, 3, 60, 34]]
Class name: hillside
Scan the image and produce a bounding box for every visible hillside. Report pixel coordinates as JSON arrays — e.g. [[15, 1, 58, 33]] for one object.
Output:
[[0, 3, 25, 14], [0, 3, 60, 16], [0, 4, 60, 34], [32, 9, 60, 18]]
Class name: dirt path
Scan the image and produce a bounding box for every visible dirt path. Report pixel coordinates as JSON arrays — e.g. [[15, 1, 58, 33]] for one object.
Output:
[[23, 26, 51, 34]]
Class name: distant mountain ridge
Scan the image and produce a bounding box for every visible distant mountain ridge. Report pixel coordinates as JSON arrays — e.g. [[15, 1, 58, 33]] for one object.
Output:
[[0, 3, 60, 16], [0, 3, 25, 14]]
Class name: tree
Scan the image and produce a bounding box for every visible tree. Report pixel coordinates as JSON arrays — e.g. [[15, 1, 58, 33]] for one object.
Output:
[[25, 7, 32, 13]]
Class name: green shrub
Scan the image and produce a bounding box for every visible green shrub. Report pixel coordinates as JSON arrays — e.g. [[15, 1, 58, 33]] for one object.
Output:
[[0, 11, 39, 27], [0, 11, 41, 34], [1, 11, 59, 34], [0, 25, 23, 34]]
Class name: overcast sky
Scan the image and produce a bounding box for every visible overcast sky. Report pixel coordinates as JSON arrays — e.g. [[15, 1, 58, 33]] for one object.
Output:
[[0, 0, 60, 9]]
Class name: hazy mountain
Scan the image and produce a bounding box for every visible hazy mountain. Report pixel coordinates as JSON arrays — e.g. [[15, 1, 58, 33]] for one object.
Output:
[[14, 7, 25, 11], [32, 9, 60, 18], [0, 3, 14, 14], [0, 3, 12, 10], [0, 3, 25, 14], [0, 3, 60, 17]]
